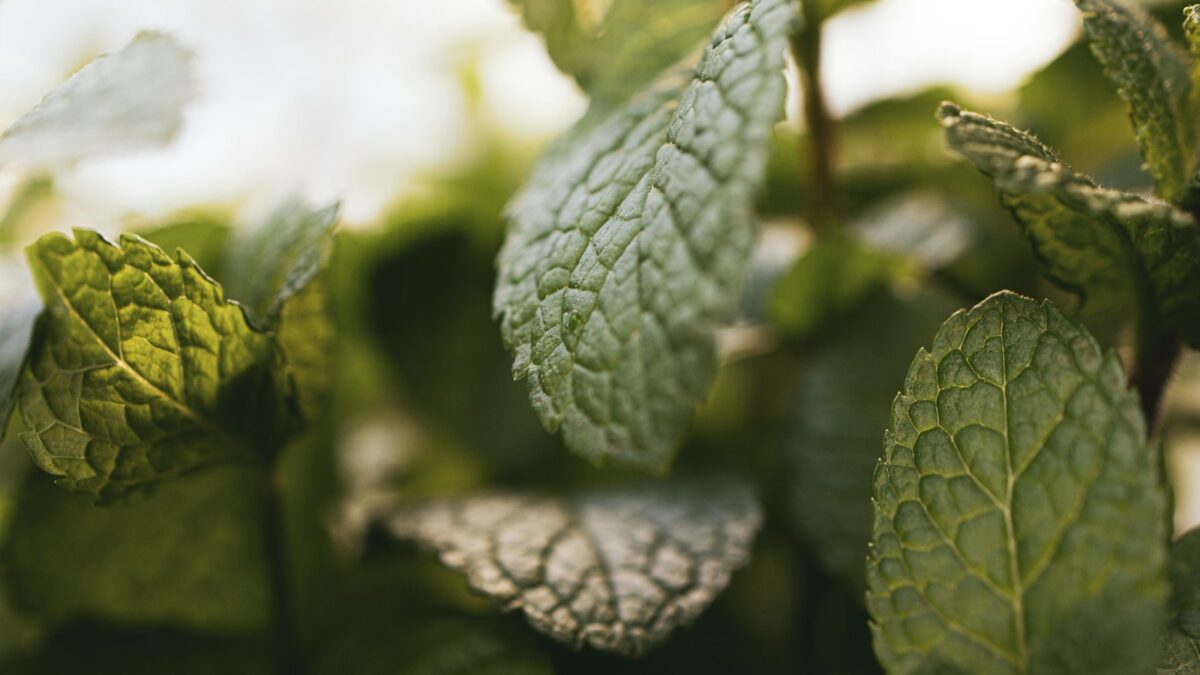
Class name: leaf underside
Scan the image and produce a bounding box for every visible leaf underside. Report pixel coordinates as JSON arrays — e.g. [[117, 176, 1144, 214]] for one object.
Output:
[[939, 103, 1200, 344], [868, 291, 1167, 674], [495, 0, 797, 470], [18, 230, 276, 496], [386, 478, 762, 657]]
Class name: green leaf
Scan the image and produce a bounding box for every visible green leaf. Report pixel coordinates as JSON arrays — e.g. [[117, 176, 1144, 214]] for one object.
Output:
[[788, 289, 960, 588], [867, 291, 1168, 674], [496, 0, 797, 470], [1155, 528, 1200, 674], [222, 198, 339, 325], [939, 103, 1200, 343], [513, 0, 729, 107], [1074, 0, 1195, 202], [313, 615, 553, 675], [0, 262, 40, 440], [1, 465, 267, 632], [18, 229, 280, 496], [134, 214, 233, 274], [275, 276, 333, 420], [385, 478, 762, 656], [0, 31, 195, 168]]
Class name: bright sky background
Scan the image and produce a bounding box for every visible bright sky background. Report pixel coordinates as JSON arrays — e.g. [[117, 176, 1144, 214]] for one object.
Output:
[[0, 0, 1082, 227]]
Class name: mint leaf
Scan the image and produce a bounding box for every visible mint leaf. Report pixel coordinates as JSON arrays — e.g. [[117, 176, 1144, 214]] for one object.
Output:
[[276, 276, 333, 420], [1074, 0, 1195, 203], [868, 291, 1168, 674], [496, 0, 797, 470], [314, 615, 553, 675], [788, 289, 960, 588], [939, 103, 1200, 343], [0, 31, 195, 168], [1, 465, 267, 632], [514, 0, 727, 107], [0, 261, 40, 440], [385, 478, 762, 656], [222, 198, 339, 325], [135, 214, 233, 274], [18, 230, 279, 496]]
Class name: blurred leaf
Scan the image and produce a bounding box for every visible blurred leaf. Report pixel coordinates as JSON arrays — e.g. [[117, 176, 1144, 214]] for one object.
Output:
[[134, 214, 232, 274], [0, 178, 56, 246], [19, 230, 281, 496], [940, 103, 1200, 343], [788, 289, 959, 589], [513, 0, 728, 107], [0, 32, 195, 168], [814, 0, 875, 18], [222, 198, 338, 325], [868, 292, 1167, 674], [385, 478, 762, 656], [313, 615, 552, 675], [277, 275, 334, 420], [768, 235, 899, 341], [497, 0, 796, 470], [1158, 528, 1200, 674], [0, 623, 265, 675], [1, 465, 267, 632], [0, 261, 39, 441], [849, 192, 973, 271], [1074, 0, 1195, 202]]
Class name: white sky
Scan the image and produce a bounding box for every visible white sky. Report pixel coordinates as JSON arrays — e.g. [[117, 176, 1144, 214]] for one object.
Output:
[[0, 0, 1081, 227]]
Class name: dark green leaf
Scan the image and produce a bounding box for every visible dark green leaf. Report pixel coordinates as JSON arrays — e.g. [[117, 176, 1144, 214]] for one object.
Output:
[[1074, 0, 1195, 202], [496, 0, 797, 470], [787, 289, 960, 588], [939, 103, 1200, 343], [386, 478, 762, 656], [18, 230, 280, 496], [868, 291, 1168, 674], [1, 465, 267, 632], [1155, 528, 1200, 674]]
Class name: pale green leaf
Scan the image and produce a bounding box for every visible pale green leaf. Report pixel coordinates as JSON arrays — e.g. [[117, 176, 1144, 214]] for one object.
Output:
[[222, 198, 338, 324], [0, 31, 195, 168], [787, 289, 960, 588], [513, 0, 729, 107], [1074, 0, 1195, 202], [385, 478, 762, 656], [939, 103, 1200, 343], [868, 291, 1168, 674], [0, 260, 40, 440], [495, 0, 797, 470], [313, 615, 553, 675], [18, 229, 280, 496], [1, 464, 267, 632]]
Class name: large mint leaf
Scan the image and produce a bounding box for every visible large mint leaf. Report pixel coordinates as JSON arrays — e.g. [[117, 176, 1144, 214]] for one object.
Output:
[[0, 260, 40, 440], [0, 31, 195, 168], [1, 465, 267, 632], [939, 103, 1200, 343], [514, 0, 727, 108], [788, 289, 960, 588], [495, 0, 796, 470], [1074, 0, 1195, 203], [868, 291, 1168, 674], [18, 230, 279, 496], [385, 478, 761, 656]]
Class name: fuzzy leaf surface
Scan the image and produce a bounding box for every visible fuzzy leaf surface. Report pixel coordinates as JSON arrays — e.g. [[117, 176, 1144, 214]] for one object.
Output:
[[496, 0, 796, 469], [386, 478, 761, 656], [868, 292, 1167, 674]]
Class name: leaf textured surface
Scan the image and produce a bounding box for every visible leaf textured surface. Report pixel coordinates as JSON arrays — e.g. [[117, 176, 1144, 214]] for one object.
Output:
[[939, 103, 1200, 343], [868, 292, 1167, 674], [1074, 0, 1195, 202], [18, 230, 276, 496], [495, 0, 796, 470], [387, 479, 762, 656]]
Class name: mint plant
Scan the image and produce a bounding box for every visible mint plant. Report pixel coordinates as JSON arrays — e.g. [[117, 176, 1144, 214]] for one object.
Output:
[[3, 0, 1200, 673]]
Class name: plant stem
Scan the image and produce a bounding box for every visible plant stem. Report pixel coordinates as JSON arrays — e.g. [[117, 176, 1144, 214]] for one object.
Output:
[[1131, 329, 1180, 435], [258, 457, 298, 674], [791, 4, 839, 234]]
